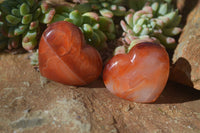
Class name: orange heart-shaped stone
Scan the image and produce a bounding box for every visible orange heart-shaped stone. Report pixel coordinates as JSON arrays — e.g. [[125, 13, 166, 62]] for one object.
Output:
[[39, 21, 102, 86], [103, 42, 169, 103]]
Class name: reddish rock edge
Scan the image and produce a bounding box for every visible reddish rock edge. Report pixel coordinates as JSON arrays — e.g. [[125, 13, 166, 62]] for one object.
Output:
[[0, 53, 200, 133], [170, 1, 200, 90]]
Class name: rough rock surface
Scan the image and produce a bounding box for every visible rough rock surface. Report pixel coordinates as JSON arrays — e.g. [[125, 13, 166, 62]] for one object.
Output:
[[170, 1, 200, 90], [0, 53, 200, 133]]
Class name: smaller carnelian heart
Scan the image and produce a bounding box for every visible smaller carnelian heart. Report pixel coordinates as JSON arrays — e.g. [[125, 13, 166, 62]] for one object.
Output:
[[39, 21, 102, 86], [103, 42, 169, 103]]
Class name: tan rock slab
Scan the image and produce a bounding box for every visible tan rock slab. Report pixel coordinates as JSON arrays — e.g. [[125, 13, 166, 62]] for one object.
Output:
[[170, 1, 200, 90], [0, 53, 200, 133]]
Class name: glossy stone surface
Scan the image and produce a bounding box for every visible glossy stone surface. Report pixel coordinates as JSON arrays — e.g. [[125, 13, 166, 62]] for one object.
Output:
[[103, 42, 170, 103], [39, 21, 102, 86]]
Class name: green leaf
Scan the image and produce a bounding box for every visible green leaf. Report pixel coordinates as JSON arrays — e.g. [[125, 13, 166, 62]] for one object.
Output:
[[22, 38, 37, 51], [23, 29, 37, 43], [11, 8, 20, 17], [158, 3, 168, 16], [51, 14, 66, 23], [33, 8, 41, 20], [22, 14, 32, 24], [29, 20, 39, 30], [99, 16, 115, 33], [100, 9, 113, 18], [162, 27, 182, 36], [14, 24, 28, 36], [69, 10, 83, 26], [39, 9, 55, 24], [6, 15, 21, 25], [20, 3, 30, 16], [83, 24, 93, 37]]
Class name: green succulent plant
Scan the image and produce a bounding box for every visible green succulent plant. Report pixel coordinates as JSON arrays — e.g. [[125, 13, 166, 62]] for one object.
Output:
[[29, 5, 116, 67], [74, 0, 126, 18], [128, 0, 173, 11], [0, 0, 116, 51], [0, 0, 55, 51], [119, 1, 181, 53], [49, 6, 116, 50]]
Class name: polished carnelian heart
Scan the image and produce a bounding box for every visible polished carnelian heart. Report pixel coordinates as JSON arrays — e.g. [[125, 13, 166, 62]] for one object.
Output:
[[103, 42, 170, 103], [39, 21, 102, 86]]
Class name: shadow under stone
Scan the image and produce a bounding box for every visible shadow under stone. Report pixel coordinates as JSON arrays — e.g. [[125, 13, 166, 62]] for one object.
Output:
[[170, 57, 193, 88], [155, 81, 200, 104], [155, 57, 200, 104]]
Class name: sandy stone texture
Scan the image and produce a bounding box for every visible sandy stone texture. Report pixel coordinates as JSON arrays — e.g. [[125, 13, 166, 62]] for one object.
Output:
[[170, 1, 200, 90], [0, 53, 200, 133]]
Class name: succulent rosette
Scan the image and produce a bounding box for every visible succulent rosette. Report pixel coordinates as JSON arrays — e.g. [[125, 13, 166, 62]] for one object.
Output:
[[128, 0, 173, 11], [74, 0, 126, 18], [0, 0, 55, 51], [119, 1, 182, 54], [0, 0, 116, 51], [29, 2, 116, 66], [49, 6, 116, 50]]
